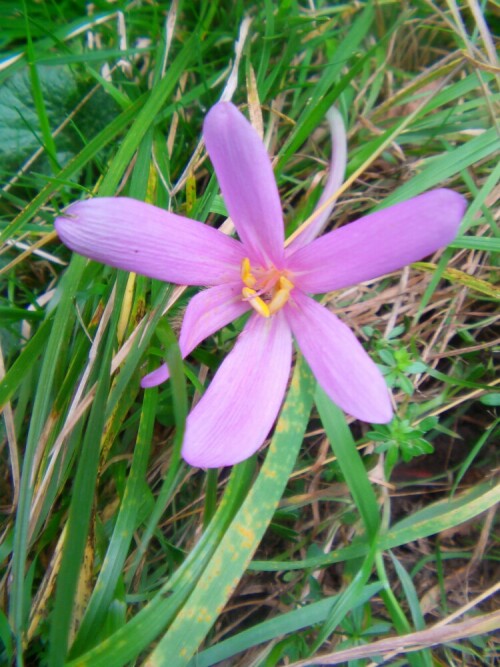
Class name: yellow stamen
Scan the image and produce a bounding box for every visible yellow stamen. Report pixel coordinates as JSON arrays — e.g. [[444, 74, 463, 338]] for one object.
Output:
[[242, 286, 256, 299], [268, 287, 291, 315], [278, 275, 294, 291], [242, 287, 270, 318], [241, 257, 257, 288], [240, 258, 295, 318]]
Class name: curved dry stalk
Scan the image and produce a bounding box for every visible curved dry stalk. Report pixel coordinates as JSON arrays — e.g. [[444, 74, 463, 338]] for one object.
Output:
[[287, 606, 500, 666]]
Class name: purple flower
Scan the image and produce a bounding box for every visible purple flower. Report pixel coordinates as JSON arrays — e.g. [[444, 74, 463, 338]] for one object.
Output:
[[55, 102, 466, 468]]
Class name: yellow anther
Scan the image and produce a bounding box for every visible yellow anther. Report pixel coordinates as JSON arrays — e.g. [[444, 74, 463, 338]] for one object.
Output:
[[241, 257, 251, 275], [241, 257, 257, 288], [242, 287, 270, 318], [278, 275, 294, 291], [241, 261, 294, 318], [251, 297, 271, 318], [242, 286, 257, 299], [268, 288, 291, 315]]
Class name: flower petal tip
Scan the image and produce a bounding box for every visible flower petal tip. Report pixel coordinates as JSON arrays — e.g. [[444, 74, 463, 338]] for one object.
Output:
[[287, 187, 467, 294], [54, 202, 84, 246], [203, 100, 285, 267], [180, 314, 292, 469], [429, 188, 467, 239], [344, 387, 393, 425], [181, 448, 247, 469], [55, 197, 245, 286], [140, 364, 170, 388], [204, 100, 234, 124], [366, 400, 393, 425]]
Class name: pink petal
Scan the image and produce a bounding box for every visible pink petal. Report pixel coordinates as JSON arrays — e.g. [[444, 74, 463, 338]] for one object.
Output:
[[287, 189, 467, 293], [288, 107, 347, 250], [203, 102, 285, 269], [285, 292, 392, 423], [55, 197, 245, 286], [182, 312, 292, 468], [141, 283, 250, 388]]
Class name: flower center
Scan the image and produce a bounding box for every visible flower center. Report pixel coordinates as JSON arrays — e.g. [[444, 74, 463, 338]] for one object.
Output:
[[240, 257, 294, 318]]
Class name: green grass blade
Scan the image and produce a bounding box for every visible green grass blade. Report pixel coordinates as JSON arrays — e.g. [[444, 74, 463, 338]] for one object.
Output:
[[68, 371, 158, 653], [375, 553, 429, 667], [66, 458, 257, 666], [9, 254, 86, 664], [145, 358, 315, 666], [0, 314, 53, 409], [276, 4, 376, 174], [119, 318, 189, 587], [191, 583, 383, 667], [98, 36, 196, 197], [315, 386, 380, 540], [22, 0, 59, 174], [0, 99, 143, 245], [47, 278, 124, 666], [251, 482, 499, 572], [312, 542, 378, 651], [379, 127, 500, 208]]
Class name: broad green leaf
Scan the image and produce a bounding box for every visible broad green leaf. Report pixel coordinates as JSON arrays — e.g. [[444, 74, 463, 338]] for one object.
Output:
[[0, 98, 143, 245], [0, 64, 119, 181]]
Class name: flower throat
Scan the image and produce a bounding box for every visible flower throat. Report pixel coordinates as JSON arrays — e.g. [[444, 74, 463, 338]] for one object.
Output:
[[240, 257, 294, 318]]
